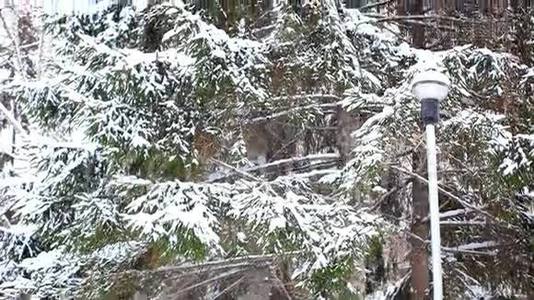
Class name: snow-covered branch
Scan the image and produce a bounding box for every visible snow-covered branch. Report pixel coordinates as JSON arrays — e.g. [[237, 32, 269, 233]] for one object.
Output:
[[207, 153, 340, 182], [0, 101, 27, 135]]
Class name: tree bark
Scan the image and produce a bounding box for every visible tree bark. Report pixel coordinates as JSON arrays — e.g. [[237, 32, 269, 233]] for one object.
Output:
[[408, 0, 430, 296], [409, 149, 431, 300], [411, 0, 425, 47]]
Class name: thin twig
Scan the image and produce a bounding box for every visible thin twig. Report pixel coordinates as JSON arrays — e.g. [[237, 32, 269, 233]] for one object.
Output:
[[370, 179, 412, 211], [167, 269, 246, 297], [212, 276, 245, 299], [270, 265, 293, 300]]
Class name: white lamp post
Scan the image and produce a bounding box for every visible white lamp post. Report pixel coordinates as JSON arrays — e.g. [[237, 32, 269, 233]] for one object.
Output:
[[412, 70, 450, 300]]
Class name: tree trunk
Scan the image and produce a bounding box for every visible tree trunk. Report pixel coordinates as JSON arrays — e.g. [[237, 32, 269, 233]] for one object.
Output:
[[408, 0, 430, 296], [411, 0, 425, 47], [410, 149, 430, 300]]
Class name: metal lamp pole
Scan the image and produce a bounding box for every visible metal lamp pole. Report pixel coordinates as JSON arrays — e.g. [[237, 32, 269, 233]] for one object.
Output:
[[412, 70, 450, 300]]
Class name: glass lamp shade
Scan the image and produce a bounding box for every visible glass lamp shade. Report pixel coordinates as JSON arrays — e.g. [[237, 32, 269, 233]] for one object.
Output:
[[411, 70, 450, 101]]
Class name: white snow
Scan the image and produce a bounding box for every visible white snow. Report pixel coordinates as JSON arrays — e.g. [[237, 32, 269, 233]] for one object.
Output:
[[18, 250, 61, 271]]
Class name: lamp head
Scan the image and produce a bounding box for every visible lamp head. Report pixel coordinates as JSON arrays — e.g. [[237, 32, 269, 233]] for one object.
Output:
[[411, 70, 450, 101]]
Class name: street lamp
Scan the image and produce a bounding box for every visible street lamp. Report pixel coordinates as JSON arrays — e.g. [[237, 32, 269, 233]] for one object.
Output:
[[412, 70, 450, 300]]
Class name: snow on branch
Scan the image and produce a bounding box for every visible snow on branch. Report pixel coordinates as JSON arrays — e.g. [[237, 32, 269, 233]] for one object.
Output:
[[207, 153, 340, 183], [0, 99, 27, 135]]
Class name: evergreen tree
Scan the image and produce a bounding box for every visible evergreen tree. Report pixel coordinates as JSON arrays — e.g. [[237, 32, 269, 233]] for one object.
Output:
[[1, 1, 533, 299]]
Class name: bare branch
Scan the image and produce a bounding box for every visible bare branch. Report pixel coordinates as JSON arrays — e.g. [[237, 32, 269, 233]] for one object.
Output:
[[211, 276, 245, 299], [357, 0, 394, 11], [370, 179, 412, 211], [167, 269, 246, 297]]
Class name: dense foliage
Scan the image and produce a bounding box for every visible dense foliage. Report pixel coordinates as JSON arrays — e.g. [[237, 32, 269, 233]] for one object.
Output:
[[0, 1, 533, 299]]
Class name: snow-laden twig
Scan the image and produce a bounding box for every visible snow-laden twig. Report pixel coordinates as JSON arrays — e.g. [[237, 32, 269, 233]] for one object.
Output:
[[439, 220, 486, 226], [207, 153, 340, 182], [422, 208, 473, 223], [0, 101, 27, 135], [37, 28, 46, 80], [210, 158, 262, 182], [442, 247, 497, 256], [0, 8, 27, 81], [141, 251, 303, 275], [442, 241, 499, 256]]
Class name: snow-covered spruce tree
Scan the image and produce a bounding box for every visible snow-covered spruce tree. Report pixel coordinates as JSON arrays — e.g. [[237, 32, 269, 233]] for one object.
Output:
[[341, 36, 534, 297], [0, 2, 400, 298]]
